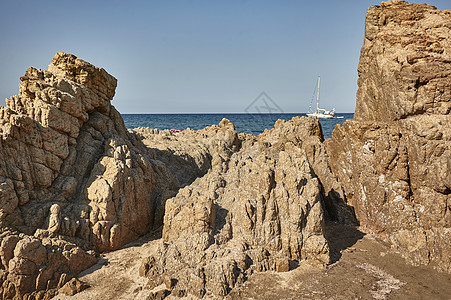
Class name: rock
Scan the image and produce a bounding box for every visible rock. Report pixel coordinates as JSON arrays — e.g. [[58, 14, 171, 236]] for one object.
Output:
[[275, 257, 290, 272], [0, 229, 97, 298], [0, 52, 178, 251], [12, 237, 47, 266], [269, 118, 357, 224], [132, 117, 240, 188], [326, 1, 451, 272], [48, 204, 61, 235], [140, 117, 331, 297], [0, 52, 178, 298], [59, 278, 89, 296], [163, 275, 176, 289], [1, 53, 269, 298], [0, 234, 19, 269], [171, 289, 185, 297], [3, 4, 447, 294], [354, 1, 451, 122], [147, 289, 171, 300]]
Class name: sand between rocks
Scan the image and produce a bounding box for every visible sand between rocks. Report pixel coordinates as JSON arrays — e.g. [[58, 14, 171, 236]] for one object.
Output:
[[53, 224, 451, 299]]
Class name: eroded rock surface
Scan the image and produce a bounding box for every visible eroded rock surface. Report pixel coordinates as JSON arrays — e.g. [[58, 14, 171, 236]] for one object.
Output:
[[3, 2, 449, 296], [132, 119, 240, 188], [327, 1, 450, 272], [0, 53, 337, 299], [139, 117, 332, 297], [0, 53, 177, 299], [0, 52, 336, 299]]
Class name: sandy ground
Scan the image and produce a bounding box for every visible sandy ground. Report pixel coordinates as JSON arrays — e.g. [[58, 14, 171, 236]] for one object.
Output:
[[53, 224, 451, 300], [229, 224, 451, 300], [52, 231, 162, 300]]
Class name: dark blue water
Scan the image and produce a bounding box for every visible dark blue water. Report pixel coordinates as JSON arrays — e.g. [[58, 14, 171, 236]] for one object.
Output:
[[121, 113, 354, 139]]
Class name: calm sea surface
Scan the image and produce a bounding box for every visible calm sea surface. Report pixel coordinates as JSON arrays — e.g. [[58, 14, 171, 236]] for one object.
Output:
[[121, 113, 354, 139]]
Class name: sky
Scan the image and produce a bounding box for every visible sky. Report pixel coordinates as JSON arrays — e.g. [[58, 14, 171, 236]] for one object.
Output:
[[0, 0, 448, 114]]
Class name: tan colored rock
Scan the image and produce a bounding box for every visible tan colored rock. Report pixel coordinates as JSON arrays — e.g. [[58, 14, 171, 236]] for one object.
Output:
[[327, 1, 450, 272], [0, 178, 21, 227], [146, 289, 171, 300], [0, 229, 96, 299], [59, 278, 89, 296], [140, 117, 331, 297], [354, 0, 451, 122], [268, 118, 357, 224], [0, 53, 178, 298], [48, 204, 61, 235], [132, 118, 240, 188], [0, 234, 19, 269]]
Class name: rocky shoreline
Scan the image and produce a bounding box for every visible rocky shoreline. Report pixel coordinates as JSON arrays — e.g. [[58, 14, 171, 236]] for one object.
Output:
[[0, 1, 449, 299]]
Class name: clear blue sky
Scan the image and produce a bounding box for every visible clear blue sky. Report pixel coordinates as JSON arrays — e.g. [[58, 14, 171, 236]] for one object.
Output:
[[0, 0, 448, 113]]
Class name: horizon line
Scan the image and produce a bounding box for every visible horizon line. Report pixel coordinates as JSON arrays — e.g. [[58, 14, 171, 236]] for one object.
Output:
[[120, 112, 355, 115]]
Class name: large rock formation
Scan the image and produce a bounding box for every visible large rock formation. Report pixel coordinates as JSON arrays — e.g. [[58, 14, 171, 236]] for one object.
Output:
[[0, 53, 336, 299], [138, 117, 332, 297], [0, 53, 180, 299], [2, 2, 449, 296], [326, 1, 450, 272]]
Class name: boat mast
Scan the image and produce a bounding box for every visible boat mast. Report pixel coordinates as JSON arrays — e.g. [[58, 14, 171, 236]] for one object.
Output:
[[316, 76, 320, 113]]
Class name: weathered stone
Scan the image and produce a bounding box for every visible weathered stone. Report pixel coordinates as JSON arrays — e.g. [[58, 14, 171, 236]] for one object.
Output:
[[59, 278, 89, 296], [146, 289, 171, 300], [163, 275, 176, 289], [132, 117, 240, 188], [0, 234, 19, 269], [3, 5, 447, 296], [47, 204, 61, 235], [139, 117, 331, 297], [326, 0, 450, 272], [354, 1, 451, 122], [0, 52, 177, 298]]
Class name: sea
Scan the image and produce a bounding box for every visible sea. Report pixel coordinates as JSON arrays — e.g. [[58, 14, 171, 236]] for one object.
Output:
[[121, 113, 354, 139]]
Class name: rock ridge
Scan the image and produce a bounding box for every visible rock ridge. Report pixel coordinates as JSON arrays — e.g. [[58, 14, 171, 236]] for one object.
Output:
[[138, 116, 333, 297]]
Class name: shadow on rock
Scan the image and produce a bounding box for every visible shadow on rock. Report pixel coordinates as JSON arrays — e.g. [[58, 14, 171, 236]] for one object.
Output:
[[77, 258, 110, 277], [324, 222, 366, 263], [147, 147, 212, 188], [321, 188, 359, 226]]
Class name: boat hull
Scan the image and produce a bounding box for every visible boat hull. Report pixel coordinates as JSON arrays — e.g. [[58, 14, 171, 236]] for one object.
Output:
[[306, 113, 334, 119]]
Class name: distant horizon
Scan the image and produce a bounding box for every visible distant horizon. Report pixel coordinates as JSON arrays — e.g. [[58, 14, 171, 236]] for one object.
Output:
[[121, 111, 352, 138], [120, 112, 355, 114]]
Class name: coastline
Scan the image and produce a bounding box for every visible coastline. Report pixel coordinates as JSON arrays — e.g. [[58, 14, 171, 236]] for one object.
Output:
[[121, 113, 354, 138], [0, 1, 449, 298]]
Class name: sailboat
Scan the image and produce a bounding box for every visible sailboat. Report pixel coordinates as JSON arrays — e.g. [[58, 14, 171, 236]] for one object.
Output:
[[306, 76, 335, 119]]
